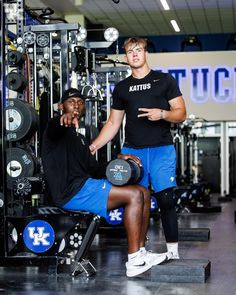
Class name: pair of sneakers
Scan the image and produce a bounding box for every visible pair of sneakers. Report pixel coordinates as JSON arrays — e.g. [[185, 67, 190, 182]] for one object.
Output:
[[126, 251, 167, 277]]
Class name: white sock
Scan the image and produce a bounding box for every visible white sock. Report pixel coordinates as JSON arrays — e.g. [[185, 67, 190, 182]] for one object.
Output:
[[128, 250, 140, 262], [167, 242, 178, 255]]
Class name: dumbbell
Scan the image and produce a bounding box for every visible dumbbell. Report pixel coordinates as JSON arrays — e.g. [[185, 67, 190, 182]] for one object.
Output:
[[106, 159, 143, 186]]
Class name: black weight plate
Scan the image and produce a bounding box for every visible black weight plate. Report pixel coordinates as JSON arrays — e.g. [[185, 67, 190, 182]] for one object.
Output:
[[6, 72, 27, 92], [13, 176, 46, 198], [7, 50, 25, 66], [126, 159, 143, 183], [6, 147, 36, 189], [106, 159, 132, 186], [6, 99, 39, 142]]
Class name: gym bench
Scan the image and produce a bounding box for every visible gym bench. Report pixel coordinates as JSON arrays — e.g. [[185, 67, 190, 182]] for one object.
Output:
[[1, 206, 100, 277]]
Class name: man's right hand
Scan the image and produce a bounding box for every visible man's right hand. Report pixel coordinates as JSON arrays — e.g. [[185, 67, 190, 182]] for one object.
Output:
[[60, 112, 79, 130]]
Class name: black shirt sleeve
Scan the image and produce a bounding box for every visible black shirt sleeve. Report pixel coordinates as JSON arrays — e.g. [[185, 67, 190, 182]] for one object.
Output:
[[165, 73, 182, 101], [45, 115, 67, 140], [111, 80, 126, 110]]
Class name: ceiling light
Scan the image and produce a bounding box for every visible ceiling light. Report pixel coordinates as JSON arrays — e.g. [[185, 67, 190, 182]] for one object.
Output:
[[77, 27, 87, 42], [170, 20, 180, 32], [104, 27, 119, 42], [160, 0, 170, 10]]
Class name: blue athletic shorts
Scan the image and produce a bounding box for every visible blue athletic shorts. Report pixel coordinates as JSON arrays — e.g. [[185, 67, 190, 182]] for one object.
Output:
[[122, 145, 176, 193], [62, 178, 112, 218]]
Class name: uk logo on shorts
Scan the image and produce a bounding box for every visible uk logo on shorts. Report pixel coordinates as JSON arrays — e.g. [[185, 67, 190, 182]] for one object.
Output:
[[23, 220, 55, 253]]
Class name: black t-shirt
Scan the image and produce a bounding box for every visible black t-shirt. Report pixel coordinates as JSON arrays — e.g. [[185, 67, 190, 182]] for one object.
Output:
[[112, 70, 182, 148], [42, 116, 107, 207]]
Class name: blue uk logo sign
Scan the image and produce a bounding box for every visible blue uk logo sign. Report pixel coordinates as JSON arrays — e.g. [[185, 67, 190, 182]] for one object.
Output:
[[23, 220, 55, 253], [106, 208, 124, 225], [151, 195, 158, 212]]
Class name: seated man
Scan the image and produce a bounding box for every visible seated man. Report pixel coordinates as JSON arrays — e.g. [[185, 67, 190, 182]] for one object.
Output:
[[41, 88, 167, 277]]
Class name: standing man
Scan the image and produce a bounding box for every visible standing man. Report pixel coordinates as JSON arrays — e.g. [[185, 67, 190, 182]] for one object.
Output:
[[41, 88, 167, 278], [90, 37, 187, 259]]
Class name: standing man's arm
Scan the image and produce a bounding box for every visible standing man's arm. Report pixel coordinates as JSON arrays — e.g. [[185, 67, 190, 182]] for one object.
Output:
[[163, 96, 186, 123], [138, 96, 186, 124], [89, 109, 125, 155]]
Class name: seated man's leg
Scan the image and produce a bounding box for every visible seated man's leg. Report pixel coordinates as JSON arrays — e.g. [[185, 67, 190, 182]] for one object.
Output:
[[107, 184, 145, 254], [137, 185, 150, 249], [63, 179, 166, 276], [108, 184, 167, 276], [107, 184, 153, 277]]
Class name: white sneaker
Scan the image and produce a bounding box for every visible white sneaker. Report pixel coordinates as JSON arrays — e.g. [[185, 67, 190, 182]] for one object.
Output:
[[166, 251, 180, 260], [126, 255, 152, 277], [143, 251, 167, 266], [166, 243, 179, 259]]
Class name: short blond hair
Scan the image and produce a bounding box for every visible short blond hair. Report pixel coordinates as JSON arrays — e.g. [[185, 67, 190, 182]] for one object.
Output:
[[123, 37, 148, 53]]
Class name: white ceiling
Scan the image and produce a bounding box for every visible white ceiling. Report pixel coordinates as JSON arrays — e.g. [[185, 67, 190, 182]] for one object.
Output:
[[26, 0, 236, 37]]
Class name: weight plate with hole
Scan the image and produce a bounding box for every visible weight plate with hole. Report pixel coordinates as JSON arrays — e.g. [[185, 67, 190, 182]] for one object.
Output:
[[6, 72, 27, 93], [6, 147, 39, 189], [7, 50, 26, 67], [6, 99, 39, 142]]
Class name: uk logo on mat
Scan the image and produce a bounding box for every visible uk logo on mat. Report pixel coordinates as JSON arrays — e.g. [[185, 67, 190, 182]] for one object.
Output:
[[23, 220, 55, 253]]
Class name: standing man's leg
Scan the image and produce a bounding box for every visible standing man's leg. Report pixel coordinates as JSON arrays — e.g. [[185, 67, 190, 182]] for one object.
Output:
[[121, 146, 170, 261], [156, 188, 179, 259], [150, 145, 179, 259]]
